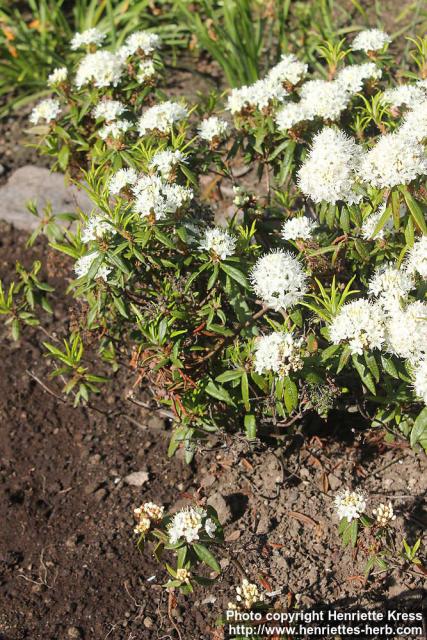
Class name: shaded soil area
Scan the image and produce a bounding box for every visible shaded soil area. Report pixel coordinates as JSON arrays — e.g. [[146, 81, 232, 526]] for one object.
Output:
[[0, 222, 426, 640]]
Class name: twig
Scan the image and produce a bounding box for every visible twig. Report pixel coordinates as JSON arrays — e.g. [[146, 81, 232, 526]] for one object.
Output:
[[25, 369, 65, 402], [167, 591, 183, 640]]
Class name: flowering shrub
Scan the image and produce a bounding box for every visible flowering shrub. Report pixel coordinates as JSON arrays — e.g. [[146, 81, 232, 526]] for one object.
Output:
[[3, 25, 427, 457], [334, 488, 423, 577], [133, 500, 223, 593]]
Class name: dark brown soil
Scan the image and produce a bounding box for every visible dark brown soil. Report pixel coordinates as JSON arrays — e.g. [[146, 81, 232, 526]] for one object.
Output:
[[1, 221, 426, 640]]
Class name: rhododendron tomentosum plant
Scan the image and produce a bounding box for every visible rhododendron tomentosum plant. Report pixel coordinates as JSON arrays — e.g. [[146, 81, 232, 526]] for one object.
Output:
[[2, 26, 427, 457], [133, 501, 223, 593]]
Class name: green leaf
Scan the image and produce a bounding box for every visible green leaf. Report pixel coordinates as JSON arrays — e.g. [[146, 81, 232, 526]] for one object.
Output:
[[284, 378, 298, 413], [220, 263, 249, 288], [215, 370, 243, 383], [410, 408, 427, 452], [205, 380, 235, 406], [400, 187, 427, 234], [192, 543, 221, 573], [244, 414, 257, 440], [352, 355, 376, 395]]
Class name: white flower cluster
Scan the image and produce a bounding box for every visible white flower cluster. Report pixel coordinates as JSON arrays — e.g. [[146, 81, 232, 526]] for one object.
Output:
[[71, 28, 106, 51], [399, 99, 427, 143], [118, 30, 161, 59], [133, 501, 164, 535], [175, 568, 191, 584], [75, 50, 125, 89], [385, 300, 427, 363], [227, 77, 287, 114], [137, 59, 156, 83], [405, 235, 427, 280], [30, 98, 61, 125], [382, 83, 427, 110], [413, 359, 427, 404], [357, 130, 427, 189], [250, 251, 308, 311], [229, 579, 264, 611], [99, 120, 131, 141], [275, 64, 380, 132], [298, 127, 362, 204], [198, 227, 236, 260], [138, 101, 188, 135], [167, 506, 216, 544], [266, 54, 308, 87], [149, 149, 187, 179], [334, 488, 367, 521], [93, 100, 126, 121], [329, 299, 385, 355], [47, 67, 68, 86], [109, 168, 139, 195], [198, 116, 229, 142], [336, 62, 382, 93], [74, 252, 111, 281], [254, 332, 303, 377], [352, 28, 391, 53], [81, 215, 112, 244], [132, 174, 193, 220], [281, 216, 315, 241], [372, 502, 396, 527], [368, 264, 414, 311]]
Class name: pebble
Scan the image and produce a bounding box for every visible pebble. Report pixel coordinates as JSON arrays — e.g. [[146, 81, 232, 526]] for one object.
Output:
[[67, 627, 82, 639], [124, 470, 149, 487]]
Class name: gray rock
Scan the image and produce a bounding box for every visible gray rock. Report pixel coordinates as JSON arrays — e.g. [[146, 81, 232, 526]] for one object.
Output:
[[124, 470, 149, 487], [207, 492, 231, 525], [0, 165, 92, 230]]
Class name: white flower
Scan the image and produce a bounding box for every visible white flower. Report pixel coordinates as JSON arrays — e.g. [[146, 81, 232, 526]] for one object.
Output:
[[399, 99, 427, 143], [357, 131, 427, 189], [235, 579, 263, 610], [81, 214, 112, 243], [47, 67, 68, 86], [109, 167, 138, 195], [352, 29, 391, 53], [137, 59, 156, 82], [382, 84, 426, 109], [133, 501, 164, 534], [138, 101, 188, 135], [141, 502, 164, 520], [118, 30, 161, 58], [385, 301, 427, 362], [254, 331, 303, 377], [368, 264, 414, 310], [335, 63, 382, 93], [334, 488, 367, 521], [176, 568, 191, 583], [267, 54, 308, 86], [329, 299, 386, 355], [74, 252, 111, 281], [413, 358, 427, 404], [281, 216, 315, 241], [275, 101, 313, 131], [30, 98, 61, 124], [198, 116, 229, 142], [297, 127, 362, 204], [372, 502, 396, 527], [167, 506, 206, 544], [75, 50, 124, 89], [132, 175, 193, 220], [299, 79, 350, 121], [99, 120, 131, 140], [149, 149, 187, 179], [405, 235, 427, 279], [204, 518, 217, 538], [70, 28, 106, 50], [250, 251, 308, 311], [93, 100, 126, 121], [226, 78, 287, 114], [361, 201, 406, 240], [198, 227, 236, 260]]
